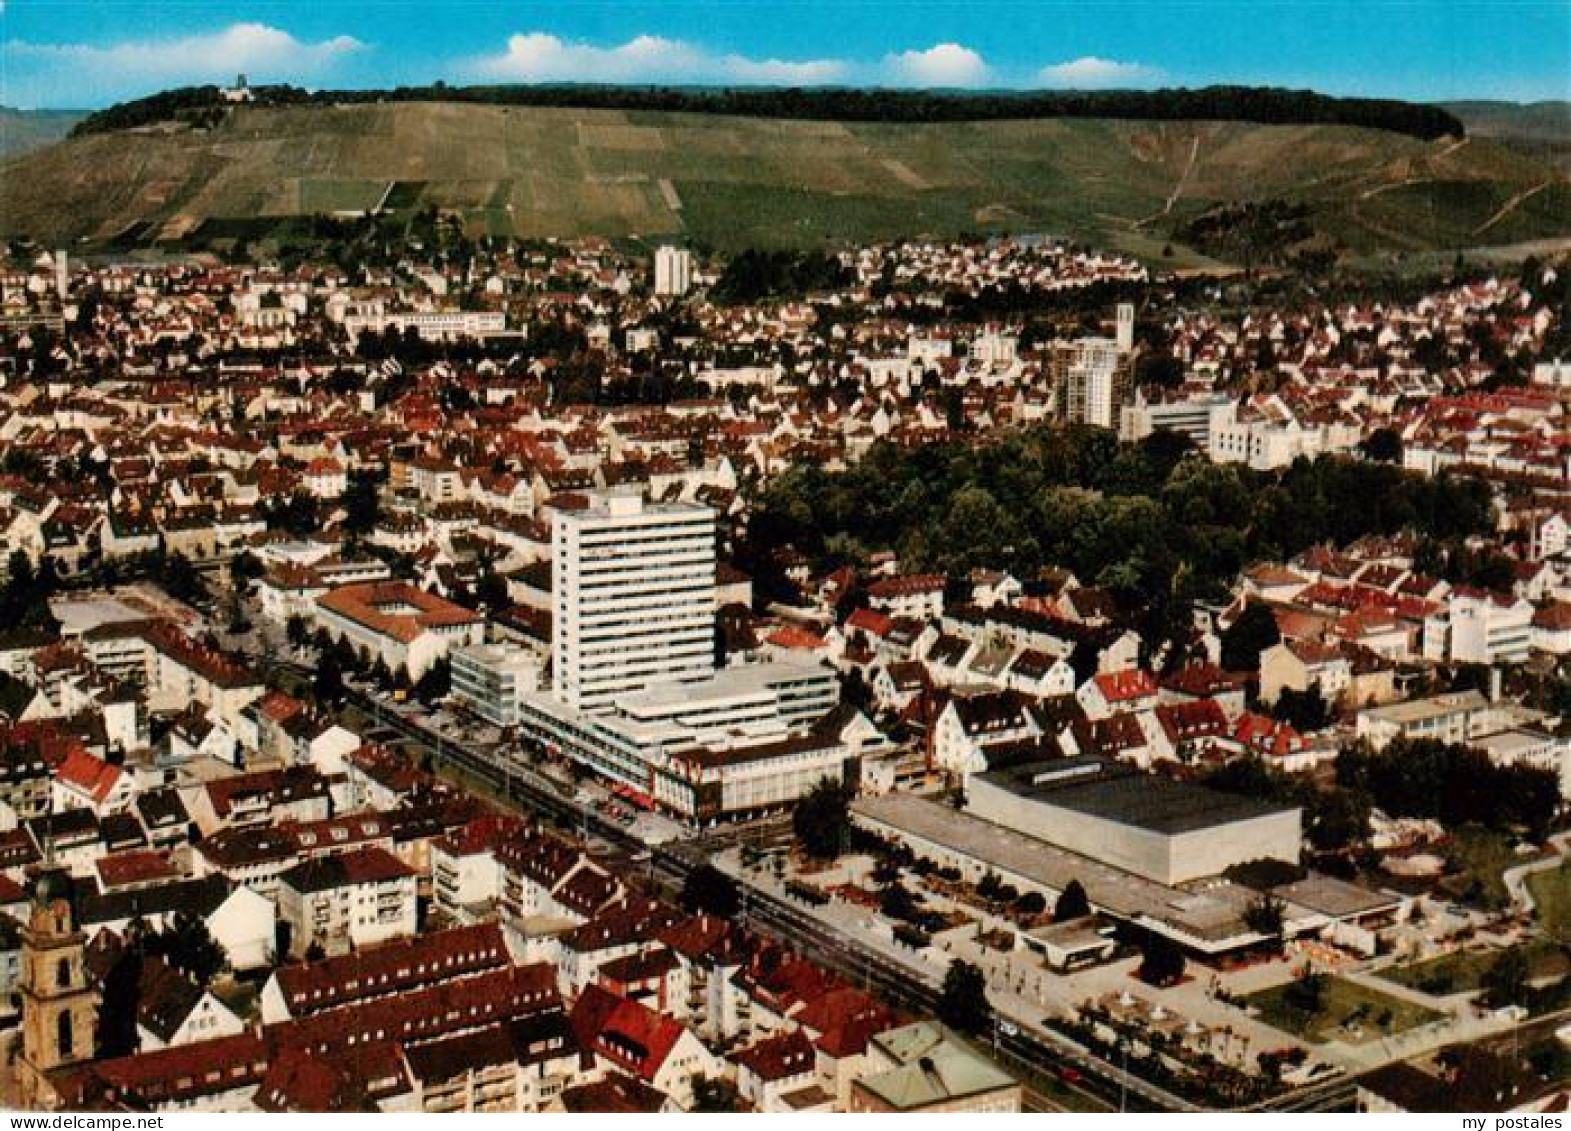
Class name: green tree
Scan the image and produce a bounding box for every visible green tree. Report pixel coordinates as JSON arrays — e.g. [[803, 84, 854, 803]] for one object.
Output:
[[229, 550, 264, 589], [680, 863, 741, 919], [1273, 684, 1330, 731], [414, 658, 451, 703], [792, 776, 851, 860], [1139, 935, 1187, 987], [161, 551, 208, 607], [1304, 788, 1370, 853], [1014, 891, 1047, 917], [690, 1075, 742, 1112], [146, 911, 227, 986], [475, 569, 510, 612], [1285, 965, 1328, 1016], [1055, 879, 1091, 921], [285, 614, 310, 650], [1244, 892, 1287, 941], [1221, 603, 1280, 672], [344, 470, 382, 536], [313, 650, 347, 705], [938, 959, 990, 1035], [1362, 427, 1403, 463], [880, 882, 920, 922]]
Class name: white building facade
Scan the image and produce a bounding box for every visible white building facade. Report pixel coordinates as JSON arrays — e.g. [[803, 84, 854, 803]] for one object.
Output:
[[551, 495, 716, 712]]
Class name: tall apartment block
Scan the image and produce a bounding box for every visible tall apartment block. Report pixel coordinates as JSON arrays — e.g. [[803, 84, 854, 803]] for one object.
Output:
[[1052, 303, 1137, 430], [653, 245, 693, 297], [551, 493, 716, 712]]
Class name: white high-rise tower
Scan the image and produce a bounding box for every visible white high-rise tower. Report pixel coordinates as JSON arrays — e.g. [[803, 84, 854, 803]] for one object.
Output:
[[1116, 302, 1135, 353], [653, 245, 692, 297], [551, 493, 716, 712]]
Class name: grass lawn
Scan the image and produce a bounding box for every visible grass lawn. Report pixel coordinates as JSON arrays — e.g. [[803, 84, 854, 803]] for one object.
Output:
[[1378, 941, 1570, 997], [1529, 863, 1571, 943], [1246, 977, 1445, 1045], [1440, 826, 1521, 910]]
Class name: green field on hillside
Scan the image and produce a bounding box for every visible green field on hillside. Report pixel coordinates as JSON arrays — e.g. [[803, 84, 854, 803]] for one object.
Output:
[[2, 101, 1566, 260]]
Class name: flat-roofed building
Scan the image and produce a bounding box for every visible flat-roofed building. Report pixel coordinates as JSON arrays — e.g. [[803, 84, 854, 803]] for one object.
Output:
[[517, 660, 858, 821], [967, 759, 1301, 885], [852, 790, 1395, 957], [1355, 690, 1494, 750], [451, 643, 540, 728]]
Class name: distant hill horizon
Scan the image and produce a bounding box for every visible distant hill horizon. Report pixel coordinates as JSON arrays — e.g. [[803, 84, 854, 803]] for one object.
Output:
[[0, 106, 86, 157], [2, 94, 1566, 267]]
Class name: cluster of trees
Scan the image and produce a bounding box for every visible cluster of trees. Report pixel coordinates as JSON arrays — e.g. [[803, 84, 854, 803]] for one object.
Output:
[[792, 776, 852, 859], [710, 249, 851, 304], [307, 627, 451, 707], [96, 914, 227, 1057], [1337, 737, 1561, 840], [71, 85, 234, 136], [161, 549, 209, 609], [0, 552, 61, 632], [680, 863, 742, 920], [746, 425, 1494, 656], [75, 83, 1464, 141], [1176, 199, 1332, 271], [260, 492, 322, 540]]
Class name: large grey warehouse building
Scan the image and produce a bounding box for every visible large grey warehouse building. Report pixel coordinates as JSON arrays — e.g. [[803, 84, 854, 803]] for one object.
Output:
[[966, 759, 1301, 885]]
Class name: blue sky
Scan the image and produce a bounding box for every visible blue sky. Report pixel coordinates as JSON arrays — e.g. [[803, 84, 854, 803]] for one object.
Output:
[[2, 1, 1567, 109]]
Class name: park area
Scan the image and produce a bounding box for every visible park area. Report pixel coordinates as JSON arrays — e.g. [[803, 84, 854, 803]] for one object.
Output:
[[1244, 975, 1445, 1045], [1377, 941, 1570, 998], [1529, 862, 1571, 942]]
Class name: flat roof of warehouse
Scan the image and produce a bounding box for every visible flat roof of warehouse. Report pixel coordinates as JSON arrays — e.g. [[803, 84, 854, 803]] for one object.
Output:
[[976, 759, 1294, 835]]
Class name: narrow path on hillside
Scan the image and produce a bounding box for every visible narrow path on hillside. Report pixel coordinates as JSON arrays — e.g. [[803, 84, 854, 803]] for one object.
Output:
[[1473, 180, 1552, 236], [1356, 139, 1469, 202], [1164, 135, 1202, 216], [1135, 134, 1201, 228], [1359, 176, 1435, 201]]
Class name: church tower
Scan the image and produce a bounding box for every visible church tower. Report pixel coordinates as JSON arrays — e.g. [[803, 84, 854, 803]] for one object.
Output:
[[17, 878, 97, 1110]]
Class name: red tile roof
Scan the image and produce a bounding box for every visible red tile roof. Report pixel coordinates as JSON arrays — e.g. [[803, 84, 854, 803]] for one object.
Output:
[[571, 985, 688, 1083], [271, 922, 510, 1016], [54, 748, 124, 804], [1091, 669, 1157, 703]]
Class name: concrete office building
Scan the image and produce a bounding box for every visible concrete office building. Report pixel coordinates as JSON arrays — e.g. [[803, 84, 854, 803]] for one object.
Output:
[[551, 494, 716, 712], [1120, 391, 1233, 447], [450, 642, 541, 728], [517, 659, 852, 821]]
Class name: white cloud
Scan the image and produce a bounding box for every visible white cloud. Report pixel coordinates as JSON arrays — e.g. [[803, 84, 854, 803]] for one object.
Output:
[[471, 33, 845, 86], [1036, 56, 1158, 89], [3, 23, 363, 106], [881, 43, 990, 87]]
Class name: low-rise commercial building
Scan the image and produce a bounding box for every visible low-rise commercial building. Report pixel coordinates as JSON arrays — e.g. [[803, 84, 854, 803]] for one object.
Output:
[[451, 643, 541, 728]]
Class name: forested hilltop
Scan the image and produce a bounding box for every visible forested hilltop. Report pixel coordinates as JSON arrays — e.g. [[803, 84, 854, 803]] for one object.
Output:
[[71, 83, 1464, 141]]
